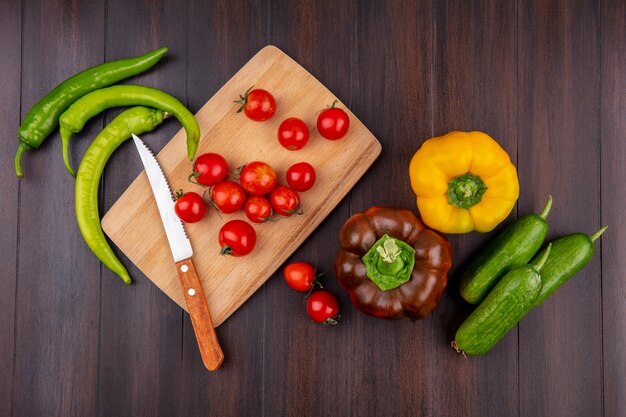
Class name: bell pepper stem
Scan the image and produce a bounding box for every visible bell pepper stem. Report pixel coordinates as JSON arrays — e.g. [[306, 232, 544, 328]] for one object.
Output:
[[539, 195, 553, 219], [447, 173, 488, 209], [591, 226, 608, 242], [533, 243, 552, 271], [377, 238, 401, 263], [362, 234, 415, 291]]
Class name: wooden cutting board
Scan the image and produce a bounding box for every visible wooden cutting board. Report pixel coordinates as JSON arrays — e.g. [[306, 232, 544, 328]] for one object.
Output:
[[102, 46, 381, 326]]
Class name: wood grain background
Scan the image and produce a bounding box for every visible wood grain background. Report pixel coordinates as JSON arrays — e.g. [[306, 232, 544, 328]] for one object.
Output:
[[1, 0, 624, 416]]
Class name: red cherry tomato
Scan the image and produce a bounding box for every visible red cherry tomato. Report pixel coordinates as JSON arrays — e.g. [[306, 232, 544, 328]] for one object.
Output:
[[317, 102, 350, 140], [218, 220, 257, 256], [270, 185, 302, 216], [283, 262, 319, 292], [192, 152, 228, 186], [236, 87, 276, 121], [211, 181, 246, 213], [244, 196, 273, 223], [277, 117, 310, 150], [306, 290, 340, 325], [239, 161, 277, 195], [174, 191, 206, 223], [286, 162, 316, 192]]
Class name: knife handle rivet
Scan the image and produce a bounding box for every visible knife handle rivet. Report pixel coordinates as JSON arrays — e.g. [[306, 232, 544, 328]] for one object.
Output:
[[188, 288, 196, 296], [180, 264, 189, 273]]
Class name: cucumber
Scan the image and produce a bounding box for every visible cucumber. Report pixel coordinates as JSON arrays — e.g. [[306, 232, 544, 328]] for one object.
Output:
[[453, 244, 552, 356], [531, 226, 607, 307], [460, 195, 552, 304]]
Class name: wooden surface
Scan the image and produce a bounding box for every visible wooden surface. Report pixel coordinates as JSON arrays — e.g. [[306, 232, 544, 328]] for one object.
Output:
[[1, 1, 624, 416], [101, 46, 381, 326]]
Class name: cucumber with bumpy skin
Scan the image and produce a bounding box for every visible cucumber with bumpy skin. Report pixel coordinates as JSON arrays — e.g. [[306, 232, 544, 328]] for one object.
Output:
[[531, 226, 607, 307], [453, 244, 552, 356], [460, 196, 552, 304]]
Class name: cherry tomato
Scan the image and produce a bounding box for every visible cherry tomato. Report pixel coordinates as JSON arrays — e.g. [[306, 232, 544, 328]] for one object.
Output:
[[283, 262, 320, 292], [286, 162, 316, 192], [277, 117, 310, 150], [317, 102, 350, 140], [306, 290, 340, 325], [218, 220, 257, 256], [211, 181, 246, 213], [192, 152, 228, 186], [244, 196, 273, 223], [270, 185, 302, 216], [236, 87, 276, 121], [239, 161, 277, 195], [174, 191, 206, 223]]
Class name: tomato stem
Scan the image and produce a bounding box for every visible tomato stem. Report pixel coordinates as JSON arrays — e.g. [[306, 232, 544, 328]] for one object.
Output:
[[207, 196, 224, 220], [220, 245, 233, 256], [187, 171, 206, 187], [323, 314, 340, 326], [304, 275, 324, 299], [233, 85, 254, 113]]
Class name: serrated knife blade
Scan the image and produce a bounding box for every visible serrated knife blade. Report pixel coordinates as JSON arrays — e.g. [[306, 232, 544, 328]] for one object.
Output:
[[132, 133, 224, 371], [132, 134, 193, 262]]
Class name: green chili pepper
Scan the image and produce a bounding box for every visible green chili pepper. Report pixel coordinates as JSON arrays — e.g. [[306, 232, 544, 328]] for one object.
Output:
[[15, 47, 168, 178], [76, 106, 167, 284], [60, 85, 200, 176]]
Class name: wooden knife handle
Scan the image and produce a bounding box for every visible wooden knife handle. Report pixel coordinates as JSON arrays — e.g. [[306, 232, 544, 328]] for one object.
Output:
[[175, 257, 224, 371]]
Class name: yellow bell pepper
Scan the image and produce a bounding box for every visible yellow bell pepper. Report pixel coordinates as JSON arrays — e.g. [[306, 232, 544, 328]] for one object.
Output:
[[409, 131, 519, 234]]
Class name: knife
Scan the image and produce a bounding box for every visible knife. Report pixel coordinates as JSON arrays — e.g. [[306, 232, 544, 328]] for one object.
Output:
[[132, 133, 224, 371]]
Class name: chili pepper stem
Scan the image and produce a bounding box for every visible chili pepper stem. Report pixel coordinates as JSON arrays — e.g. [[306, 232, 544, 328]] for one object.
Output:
[[591, 226, 608, 242], [539, 195, 553, 219], [532, 243, 552, 271], [60, 128, 77, 177], [14, 142, 31, 178]]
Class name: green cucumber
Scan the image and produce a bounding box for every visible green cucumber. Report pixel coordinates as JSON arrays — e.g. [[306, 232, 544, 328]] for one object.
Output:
[[453, 244, 552, 355], [530, 226, 607, 307], [460, 195, 552, 304]]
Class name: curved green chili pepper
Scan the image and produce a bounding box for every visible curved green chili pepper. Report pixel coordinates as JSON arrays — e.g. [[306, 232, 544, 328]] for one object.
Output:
[[15, 47, 168, 178], [60, 85, 200, 176], [76, 106, 167, 284]]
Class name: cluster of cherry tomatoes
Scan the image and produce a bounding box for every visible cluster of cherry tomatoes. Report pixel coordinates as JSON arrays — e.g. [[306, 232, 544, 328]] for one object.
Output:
[[283, 262, 340, 325], [237, 87, 351, 147], [174, 86, 350, 259], [174, 155, 315, 256]]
